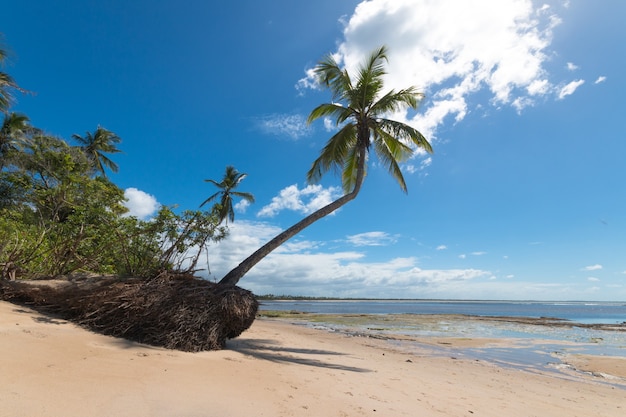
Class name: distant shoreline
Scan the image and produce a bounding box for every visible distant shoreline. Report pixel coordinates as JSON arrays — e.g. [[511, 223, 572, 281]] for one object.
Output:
[[258, 295, 626, 303]]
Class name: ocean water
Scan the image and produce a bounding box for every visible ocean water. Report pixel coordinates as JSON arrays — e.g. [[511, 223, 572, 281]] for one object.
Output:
[[260, 300, 626, 383], [259, 299, 626, 324]]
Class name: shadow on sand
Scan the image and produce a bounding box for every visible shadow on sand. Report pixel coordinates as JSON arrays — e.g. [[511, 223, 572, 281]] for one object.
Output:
[[227, 337, 371, 373]]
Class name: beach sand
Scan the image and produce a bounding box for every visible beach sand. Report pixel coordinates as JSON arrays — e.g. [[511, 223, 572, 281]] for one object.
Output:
[[1, 300, 624, 417]]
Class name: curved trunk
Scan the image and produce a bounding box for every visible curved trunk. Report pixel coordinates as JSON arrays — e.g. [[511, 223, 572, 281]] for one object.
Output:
[[218, 144, 367, 287]]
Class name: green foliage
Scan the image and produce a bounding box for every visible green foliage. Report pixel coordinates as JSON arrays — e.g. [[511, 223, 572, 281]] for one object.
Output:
[[0, 212, 47, 279], [72, 126, 122, 177], [0, 115, 228, 279], [307, 45, 432, 194], [0, 45, 22, 112], [201, 165, 255, 224], [114, 206, 227, 278]]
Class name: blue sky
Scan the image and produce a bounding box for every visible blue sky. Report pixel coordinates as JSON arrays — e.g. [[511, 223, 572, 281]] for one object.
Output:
[[3, 0, 625, 300]]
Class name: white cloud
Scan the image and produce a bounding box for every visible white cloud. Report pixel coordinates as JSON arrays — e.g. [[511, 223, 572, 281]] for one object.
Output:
[[566, 62, 578, 71], [300, 0, 571, 144], [195, 221, 493, 297], [256, 113, 311, 140], [123, 188, 160, 220], [527, 79, 550, 96], [178, 222, 619, 299], [472, 251, 487, 256], [257, 184, 343, 217], [436, 245, 447, 251], [234, 199, 251, 214], [405, 156, 432, 174], [583, 264, 602, 271], [558, 79, 585, 99], [594, 76, 606, 84], [323, 117, 336, 132], [587, 277, 600, 282], [346, 231, 397, 247]]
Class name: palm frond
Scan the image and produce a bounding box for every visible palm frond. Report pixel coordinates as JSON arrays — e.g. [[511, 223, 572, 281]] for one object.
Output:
[[307, 124, 357, 184], [0, 72, 18, 112], [307, 103, 347, 124], [379, 118, 433, 153], [313, 54, 354, 102], [372, 129, 412, 192], [373, 126, 414, 162], [199, 191, 221, 207], [354, 46, 388, 110], [371, 86, 422, 115], [231, 191, 255, 203], [204, 178, 221, 187]]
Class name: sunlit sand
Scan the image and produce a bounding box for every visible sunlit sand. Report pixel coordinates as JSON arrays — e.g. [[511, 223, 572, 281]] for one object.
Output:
[[1, 301, 624, 416]]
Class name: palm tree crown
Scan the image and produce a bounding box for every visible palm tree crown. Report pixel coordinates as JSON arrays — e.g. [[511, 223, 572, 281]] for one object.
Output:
[[218, 46, 432, 287], [307, 45, 432, 194], [72, 126, 122, 177], [201, 165, 255, 224]]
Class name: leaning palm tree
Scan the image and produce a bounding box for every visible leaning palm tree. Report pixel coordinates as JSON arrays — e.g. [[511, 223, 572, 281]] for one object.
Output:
[[72, 126, 122, 177], [219, 46, 432, 286], [201, 165, 255, 225]]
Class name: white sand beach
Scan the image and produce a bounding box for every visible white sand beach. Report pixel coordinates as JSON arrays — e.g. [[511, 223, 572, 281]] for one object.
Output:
[[1, 300, 624, 417]]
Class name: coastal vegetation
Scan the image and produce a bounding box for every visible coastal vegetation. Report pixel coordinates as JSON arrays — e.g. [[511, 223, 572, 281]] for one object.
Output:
[[1, 38, 431, 350]]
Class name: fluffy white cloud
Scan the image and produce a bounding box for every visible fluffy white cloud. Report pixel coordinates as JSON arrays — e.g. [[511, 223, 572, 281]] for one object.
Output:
[[346, 231, 397, 247], [234, 199, 251, 214], [123, 188, 160, 220], [257, 184, 343, 217], [300, 0, 574, 144], [195, 220, 492, 297], [594, 76, 607, 84]]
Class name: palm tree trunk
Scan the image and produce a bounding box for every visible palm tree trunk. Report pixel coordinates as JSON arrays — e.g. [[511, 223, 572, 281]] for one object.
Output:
[[218, 146, 367, 287]]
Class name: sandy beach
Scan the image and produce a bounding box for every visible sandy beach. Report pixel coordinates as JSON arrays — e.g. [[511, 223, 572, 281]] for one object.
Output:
[[1, 300, 625, 417]]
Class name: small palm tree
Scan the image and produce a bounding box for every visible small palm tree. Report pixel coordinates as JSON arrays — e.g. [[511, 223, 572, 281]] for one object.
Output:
[[72, 126, 122, 177], [218, 46, 432, 286], [201, 165, 255, 224]]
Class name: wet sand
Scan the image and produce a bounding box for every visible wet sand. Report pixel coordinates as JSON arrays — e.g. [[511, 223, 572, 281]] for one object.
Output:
[[1, 300, 625, 416]]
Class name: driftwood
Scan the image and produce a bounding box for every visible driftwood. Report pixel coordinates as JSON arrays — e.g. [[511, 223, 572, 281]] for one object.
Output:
[[0, 272, 258, 352]]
